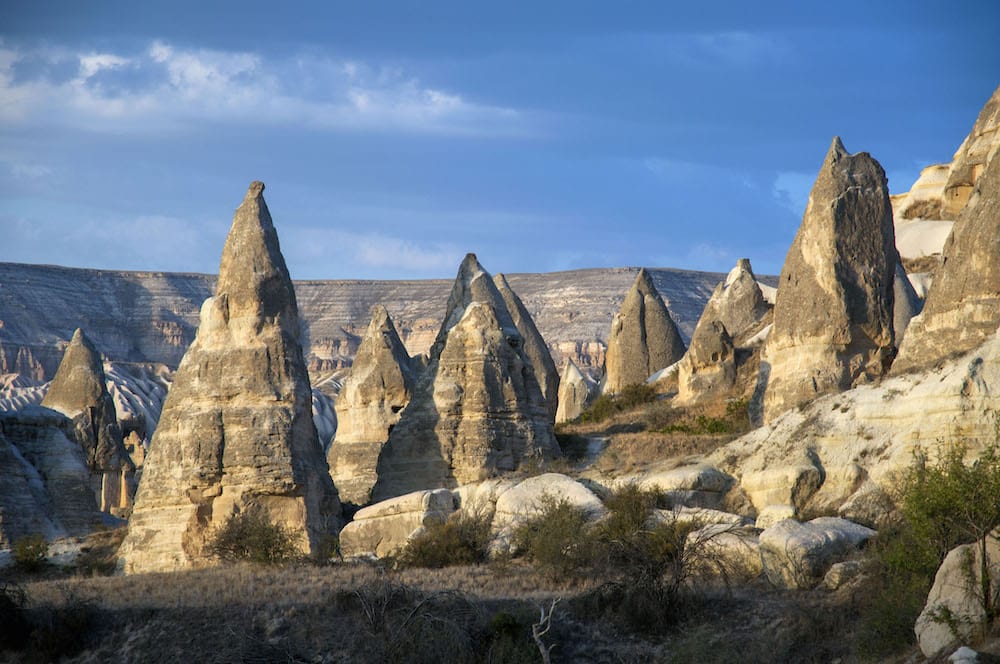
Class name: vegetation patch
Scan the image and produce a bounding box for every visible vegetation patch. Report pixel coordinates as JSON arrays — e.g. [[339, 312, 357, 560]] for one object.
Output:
[[397, 511, 492, 569], [207, 508, 301, 565]]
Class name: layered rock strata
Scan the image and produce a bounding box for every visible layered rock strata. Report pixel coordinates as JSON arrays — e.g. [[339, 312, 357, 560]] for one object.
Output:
[[118, 182, 340, 574], [41, 328, 134, 514], [603, 268, 686, 393], [371, 255, 560, 501], [762, 138, 896, 422], [328, 305, 415, 505]]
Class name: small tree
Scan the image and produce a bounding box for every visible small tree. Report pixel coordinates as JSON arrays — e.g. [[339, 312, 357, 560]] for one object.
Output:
[[207, 508, 300, 564]]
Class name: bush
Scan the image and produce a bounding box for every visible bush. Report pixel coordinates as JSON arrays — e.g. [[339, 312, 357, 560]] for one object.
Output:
[[13, 534, 47, 572], [207, 508, 300, 565], [513, 494, 595, 580], [579, 383, 657, 424], [397, 511, 492, 569]]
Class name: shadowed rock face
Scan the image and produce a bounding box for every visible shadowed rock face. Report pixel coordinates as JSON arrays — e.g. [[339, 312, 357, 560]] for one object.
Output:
[[371, 254, 559, 502], [555, 358, 596, 423], [494, 273, 559, 419], [892, 152, 1000, 375], [328, 305, 415, 505], [763, 138, 896, 423], [678, 320, 736, 405], [118, 182, 341, 574], [603, 268, 686, 394]]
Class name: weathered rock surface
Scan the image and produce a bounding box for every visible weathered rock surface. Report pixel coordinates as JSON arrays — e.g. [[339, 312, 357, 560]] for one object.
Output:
[[758, 517, 874, 589], [328, 305, 415, 505], [892, 262, 922, 344], [677, 320, 736, 405], [371, 255, 559, 501], [117, 182, 340, 574], [603, 268, 686, 394], [893, 150, 1000, 374], [491, 473, 607, 533], [696, 259, 772, 344], [627, 464, 734, 510], [916, 534, 1000, 658], [686, 523, 763, 580], [763, 138, 896, 422], [494, 273, 559, 418], [339, 489, 455, 558], [555, 358, 596, 423]]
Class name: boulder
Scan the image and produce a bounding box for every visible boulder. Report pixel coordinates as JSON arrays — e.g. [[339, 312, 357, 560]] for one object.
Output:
[[494, 273, 559, 419], [492, 473, 606, 532], [603, 268, 686, 394], [631, 464, 733, 509], [915, 535, 1000, 658], [822, 560, 862, 590], [758, 517, 875, 589], [763, 138, 896, 422], [686, 523, 763, 580], [328, 305, 415, 505], [339, 489, 455, 558], [555, 358, 596, 423], [371, 255, 559, 501], [117, 182, 341, 574]]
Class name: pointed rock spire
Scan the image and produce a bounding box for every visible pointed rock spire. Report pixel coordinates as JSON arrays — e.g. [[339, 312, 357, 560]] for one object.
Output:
[[763, 138, 896, 422], [118, 182, 341, 574], [701, 259, 772, 344], [371, 255, 559, 501], [555, 358, 596, 423], [494, 273, 559, 419], [328, 304, 415, 505], [603, 268, 686, 394], [677, 320, 736, 405]]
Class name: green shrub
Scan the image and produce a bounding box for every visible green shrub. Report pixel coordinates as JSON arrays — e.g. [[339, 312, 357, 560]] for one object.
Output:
[[579, 383, 657, 424], [513, 494, 595, 580], [207, 508, 300, 565], [580, 394, 617, 423], [13, 534, 47, 572], [397, 511, 492, 569]]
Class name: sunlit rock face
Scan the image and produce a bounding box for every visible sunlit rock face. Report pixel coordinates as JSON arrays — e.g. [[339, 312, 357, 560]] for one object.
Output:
[[555, 358, 596, 423], [327, 305, 415, 506], [603, 268, 686, 394], [118, 182, 341, 574], [371, 254, 560, 502], [763, 138, 896, 423]]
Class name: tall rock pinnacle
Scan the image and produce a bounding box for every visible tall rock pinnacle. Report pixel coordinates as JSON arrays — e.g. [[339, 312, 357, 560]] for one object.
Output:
[[328, 304, 415, 505], [763, 138, 896, 422], [371, 254, 559, 501], [117, 182, 341, 574], [603, 268, 686, 394], [494, 273, 559, 419]]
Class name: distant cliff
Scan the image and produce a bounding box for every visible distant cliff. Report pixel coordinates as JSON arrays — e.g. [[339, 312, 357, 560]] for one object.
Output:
[[0, 261, 776, 379]]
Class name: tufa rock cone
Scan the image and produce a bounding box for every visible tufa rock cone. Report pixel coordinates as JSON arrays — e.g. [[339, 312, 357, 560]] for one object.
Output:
[[603, 268, 686, 394], [677, 320, 736, 405], [371, 254, 559, 501], [699, 259, 771, 344], [328, 304, 415, 505], [763, 138, 896, 422], [555, 358, 597, 423], [117, 182, 341, 574], [494, 273, 559, 419]]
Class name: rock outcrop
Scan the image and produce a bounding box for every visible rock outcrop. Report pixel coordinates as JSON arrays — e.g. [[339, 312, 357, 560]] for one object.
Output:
[[603, 268, 686, 393], [555, 359, 596, 423], [494, 273, 559, 418], [677, 320, 736, 405], [117, 182, 340, 574], [892, 151, 1000, 374], [339, 489, 455, 558], [695, 259, 771, 344], [328, 305, 415, 505], [762, 138, 896, 422], [41, 328, 133, 514], [371, 255, 560, 501], [758, 517, 874, 589]]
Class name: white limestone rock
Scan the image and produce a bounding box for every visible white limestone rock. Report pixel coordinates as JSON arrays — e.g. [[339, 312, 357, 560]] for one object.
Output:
[[339, 489, 455, 559], [758, 517, 875, 589]]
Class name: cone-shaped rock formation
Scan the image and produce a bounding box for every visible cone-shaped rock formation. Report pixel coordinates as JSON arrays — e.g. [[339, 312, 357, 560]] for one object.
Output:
[[603, 268, 686, 393], [555, 358, 597, 423], [763, 138, 896, 422], [494, 273, 559, 419], [118, 182, 341, 574], [328, 305, 415, 505], [699, 259, 771, 344], [678, 321, 736, 405], [371, 254, 559, 501], [892, 152, 1000, 374]]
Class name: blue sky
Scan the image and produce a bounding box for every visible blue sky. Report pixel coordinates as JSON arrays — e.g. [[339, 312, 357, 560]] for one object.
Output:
[[1, 1, 998, 279]]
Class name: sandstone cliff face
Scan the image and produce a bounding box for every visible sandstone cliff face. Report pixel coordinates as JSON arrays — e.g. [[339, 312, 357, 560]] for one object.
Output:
[[328, 305, 415, 505], [117, 182, 340, 574], [603, 268, 686, 394], [892, 151, 1000, 375], [555, 359, 596, 423], [762, 138, 896, 423], [494, 273, 559, 418], [371, 255, 559, 501]]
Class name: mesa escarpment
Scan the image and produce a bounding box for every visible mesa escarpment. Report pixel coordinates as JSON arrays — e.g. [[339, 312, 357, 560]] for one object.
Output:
[[117, 182, 341, 574]]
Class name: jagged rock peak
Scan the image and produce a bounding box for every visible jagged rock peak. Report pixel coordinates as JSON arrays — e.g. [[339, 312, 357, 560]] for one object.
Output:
[[763, 137, 896, 422], [434, 253, 517, 353], [494, 272, 559, 419], [42, 329, 107, 416], [892, 147, 1000, 374], [703, 258, 771, 344], [328, 304, 415, 505], [603, 268, 686, 394], [216, 180, 299, 336], [117, 182, 340, 574]]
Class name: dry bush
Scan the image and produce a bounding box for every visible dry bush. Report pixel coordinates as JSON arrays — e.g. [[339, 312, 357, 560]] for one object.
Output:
[[13, 534, 47, 573], [207, 508, 300, 565], [397, 510, 492, 569]]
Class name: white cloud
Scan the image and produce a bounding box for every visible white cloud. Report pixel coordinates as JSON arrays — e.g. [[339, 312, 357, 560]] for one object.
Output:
[[0, 41, 527, 137], [8, 163, 51, 179]]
